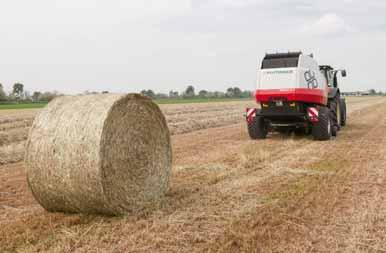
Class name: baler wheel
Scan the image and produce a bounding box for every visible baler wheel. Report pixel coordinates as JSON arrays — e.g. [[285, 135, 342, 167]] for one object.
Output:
[[329, 96, 341, 133], [248, 116, 268, 139], [312, 107, 332, 141], [339, 98, 347, 126]]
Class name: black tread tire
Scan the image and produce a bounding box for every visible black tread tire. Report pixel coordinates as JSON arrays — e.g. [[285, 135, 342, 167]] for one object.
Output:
[[340, 98, 347, 126], [312, 107, 332, 141], [329, 95, 341, 133], [248, 116, 268, 139]]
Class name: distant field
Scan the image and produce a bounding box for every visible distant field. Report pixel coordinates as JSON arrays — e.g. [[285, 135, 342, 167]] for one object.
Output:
[[0, 103, 48, 110], [155, 97, 251, 104], [0, 98, 251, 110]]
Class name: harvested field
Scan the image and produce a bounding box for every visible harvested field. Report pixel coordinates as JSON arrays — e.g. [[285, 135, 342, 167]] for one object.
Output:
[[0, 100, 256, 165], [1, 96, 386, 252], [0, 97, 380, 166]]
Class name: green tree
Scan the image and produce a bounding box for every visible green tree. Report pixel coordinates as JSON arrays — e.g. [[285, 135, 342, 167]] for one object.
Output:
[[32, 91, 42, 102], [12, 83, 24, 100], [184, 85, 195, 98], [156, 93, 168, 99], [226, 87, 234, 97], [233, 87, 242, 98], [140, 89, 156, 98], [40, 91, 59, 102], [169, 90, 179, 98], [198, 90, 208, 98], [241, 90, 252, 98], [213, 91, 225, 98], [0, 83, 7, 101]]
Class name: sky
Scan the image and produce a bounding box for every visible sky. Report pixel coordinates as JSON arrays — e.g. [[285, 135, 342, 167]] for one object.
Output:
[[0, 0, 385, 94]]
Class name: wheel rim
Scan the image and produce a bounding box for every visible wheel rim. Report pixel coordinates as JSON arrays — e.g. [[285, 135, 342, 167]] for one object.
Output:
[[327, 118, 331, 135]]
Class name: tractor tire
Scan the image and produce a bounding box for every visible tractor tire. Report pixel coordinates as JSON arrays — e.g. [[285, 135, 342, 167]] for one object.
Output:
[[312, 106, 332, 141], [328, 95, 341, 132], [248, 116, 268, 139], [339, 98, 347, 126]]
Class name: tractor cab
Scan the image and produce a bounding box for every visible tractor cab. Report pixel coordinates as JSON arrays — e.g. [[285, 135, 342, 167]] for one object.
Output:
[[319, 65, 347, 98]]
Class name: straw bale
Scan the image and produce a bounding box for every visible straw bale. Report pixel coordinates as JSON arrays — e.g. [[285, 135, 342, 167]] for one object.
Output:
[[25, 93, 171, 215]]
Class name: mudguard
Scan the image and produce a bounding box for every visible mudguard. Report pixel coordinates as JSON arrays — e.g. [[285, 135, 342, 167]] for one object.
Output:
[[328, 88, 340, 99]]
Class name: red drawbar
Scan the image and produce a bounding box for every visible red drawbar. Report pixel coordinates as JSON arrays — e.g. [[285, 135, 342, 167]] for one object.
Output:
[[255, 88, 328, 105]]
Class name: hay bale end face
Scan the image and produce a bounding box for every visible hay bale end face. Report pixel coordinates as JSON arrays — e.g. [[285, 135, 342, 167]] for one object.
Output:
[[25, 93, 172, 215]]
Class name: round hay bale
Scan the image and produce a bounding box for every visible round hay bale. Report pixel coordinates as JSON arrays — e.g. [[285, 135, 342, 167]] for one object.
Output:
[[25, 93, 172, 216]]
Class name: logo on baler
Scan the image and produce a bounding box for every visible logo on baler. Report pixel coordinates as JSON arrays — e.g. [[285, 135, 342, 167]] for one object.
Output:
[[304, 70, 318, 89], [264, 70, 294, 74]]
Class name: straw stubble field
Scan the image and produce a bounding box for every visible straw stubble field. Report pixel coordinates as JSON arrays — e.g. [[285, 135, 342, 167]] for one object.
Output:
[[1, 96, 386, 252]]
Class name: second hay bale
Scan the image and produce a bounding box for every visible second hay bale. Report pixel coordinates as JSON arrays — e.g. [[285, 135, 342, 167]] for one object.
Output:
[[25, 93, 172, 215]]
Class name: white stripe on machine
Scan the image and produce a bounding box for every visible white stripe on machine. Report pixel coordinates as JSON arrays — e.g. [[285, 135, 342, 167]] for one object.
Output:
[[308, 107, 319, 117], [247, 108, 256, 117]]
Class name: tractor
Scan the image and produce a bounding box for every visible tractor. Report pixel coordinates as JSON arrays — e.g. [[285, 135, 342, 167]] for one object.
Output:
[[246, 52, 347, 140]]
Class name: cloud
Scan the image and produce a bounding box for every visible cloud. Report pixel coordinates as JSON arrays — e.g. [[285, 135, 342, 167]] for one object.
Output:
[[194, 0, 259, 8], [301, 13, 354, 36]]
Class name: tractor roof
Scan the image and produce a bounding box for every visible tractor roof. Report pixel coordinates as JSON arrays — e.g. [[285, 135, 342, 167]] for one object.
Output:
[[319, 65, 334, 71], [264, 52, 302, 60]]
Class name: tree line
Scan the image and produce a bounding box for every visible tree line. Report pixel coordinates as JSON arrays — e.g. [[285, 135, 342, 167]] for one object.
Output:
[[141, 85, 252, 99], [0, 83, 60, 103], [0, 83, 252, 103], [2, 82, 385, 104]]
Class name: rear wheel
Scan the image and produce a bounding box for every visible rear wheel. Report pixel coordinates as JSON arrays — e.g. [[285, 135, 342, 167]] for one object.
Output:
[[248, 115, 268, 139], [340, 98, 347, 126], [329, 95, 341, 132], [312, 107, 332, 141]]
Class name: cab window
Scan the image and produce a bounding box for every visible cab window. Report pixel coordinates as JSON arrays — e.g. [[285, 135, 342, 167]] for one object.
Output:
[[262, 57, 299, 69]]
